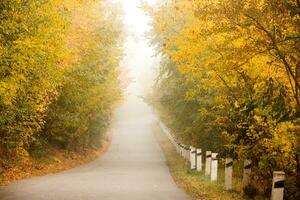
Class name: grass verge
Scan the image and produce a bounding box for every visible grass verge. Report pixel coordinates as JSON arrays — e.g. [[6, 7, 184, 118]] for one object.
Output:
[[0, 129, 113, 186], [153, 124, 249, 200]]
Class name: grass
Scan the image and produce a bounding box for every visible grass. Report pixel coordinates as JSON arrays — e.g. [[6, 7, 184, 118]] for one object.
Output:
[[0, 129, 113, 186], [153, 124, 251, 200]]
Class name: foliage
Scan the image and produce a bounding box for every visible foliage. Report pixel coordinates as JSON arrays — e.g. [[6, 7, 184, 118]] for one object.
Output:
[[153, 123, 247, 200], [43, 2, 122, 150], [0, 0, 122, 173], [147, 0, 300, 198]]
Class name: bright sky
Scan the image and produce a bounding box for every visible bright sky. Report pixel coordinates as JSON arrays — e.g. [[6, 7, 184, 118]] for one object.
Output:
[[118, 0, 160, 96]]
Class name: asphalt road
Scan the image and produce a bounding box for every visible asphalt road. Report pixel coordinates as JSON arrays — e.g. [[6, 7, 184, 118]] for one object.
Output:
[[0, 96, 191, 200]]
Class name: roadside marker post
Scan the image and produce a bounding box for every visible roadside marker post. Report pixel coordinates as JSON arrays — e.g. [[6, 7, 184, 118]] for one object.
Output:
[[196, 148, 202, 171], [211, 153, 218, 181], [180, 144, 183, 157], [185, 145, 190, 160], [205, 151, 212, 176], [225, 158, 233, 190], [190, 146, 196, 170], [181, 144, 185, 158], [271, 171, 285, 200]]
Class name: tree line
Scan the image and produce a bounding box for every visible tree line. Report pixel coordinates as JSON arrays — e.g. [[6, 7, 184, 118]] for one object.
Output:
[[146, 0, 300, 198], [0, 0, 122, 177]]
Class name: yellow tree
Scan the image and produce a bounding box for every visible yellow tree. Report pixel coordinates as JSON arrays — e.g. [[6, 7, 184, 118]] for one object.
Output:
[[148, 0, 300, 196]]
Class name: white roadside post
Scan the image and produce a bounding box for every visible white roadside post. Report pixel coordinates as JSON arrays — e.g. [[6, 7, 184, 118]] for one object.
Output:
[[196, 148, 202, 171], [185, 145, 190, 160], [181, 144, 185, 158], [225, 158, 233, 190], [190, 146, 196, 170], [205, 151, 212, 176], [211, 153, 218, 181], [271, 171, 285, 200], [182, 145, 185, 158], [183, 145, 186, 159], [187, 146, 191, 161], [242, 160, 252, 189], [180, 144, 183, 157]]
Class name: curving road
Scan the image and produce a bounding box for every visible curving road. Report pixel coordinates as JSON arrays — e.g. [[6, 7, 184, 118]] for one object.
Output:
[[0, 96, 191, 200]]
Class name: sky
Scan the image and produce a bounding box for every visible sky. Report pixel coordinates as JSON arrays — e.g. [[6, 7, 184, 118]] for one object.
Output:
[[118, 0, 160, 96]]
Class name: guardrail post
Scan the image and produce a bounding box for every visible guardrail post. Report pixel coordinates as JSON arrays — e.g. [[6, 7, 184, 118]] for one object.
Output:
[[190, 146, 196, 170], [211, 153, 218, 181], [180, 144, 184, 157], [185, 145, 190, 160], [205, 151, 212, 176], [271, 171, 285, 200], [196, 148, 202, 171], [182, 144, 186, 159], [225, 158, 233, 190], [242, 160, 252, 189]]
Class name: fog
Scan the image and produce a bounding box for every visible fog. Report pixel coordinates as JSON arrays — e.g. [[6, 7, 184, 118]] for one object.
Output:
[[118, 0, 160, 96]]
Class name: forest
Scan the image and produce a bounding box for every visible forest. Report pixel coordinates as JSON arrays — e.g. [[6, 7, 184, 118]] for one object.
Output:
[[1, 0, 300, 199], [0, 0, 122, 183], [147, 0, 300, 198]]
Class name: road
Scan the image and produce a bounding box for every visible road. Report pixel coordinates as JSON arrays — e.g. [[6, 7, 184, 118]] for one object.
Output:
[[0, 96, 191, 200]]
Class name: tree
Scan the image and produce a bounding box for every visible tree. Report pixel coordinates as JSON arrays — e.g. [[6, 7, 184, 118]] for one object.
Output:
[[147, 0, 300, 197]]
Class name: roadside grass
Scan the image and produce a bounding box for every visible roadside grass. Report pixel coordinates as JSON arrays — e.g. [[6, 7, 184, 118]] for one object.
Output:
[[0, 100, 124, 186], [0, 129, 113, 186], [153, 124, 249, 200]]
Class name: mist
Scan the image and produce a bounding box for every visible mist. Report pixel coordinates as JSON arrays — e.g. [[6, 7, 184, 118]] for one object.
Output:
[[118, 0, 160, 96]]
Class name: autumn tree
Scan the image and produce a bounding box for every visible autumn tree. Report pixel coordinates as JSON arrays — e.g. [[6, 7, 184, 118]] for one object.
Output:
[[147, 0, 300, 198], [0, 0, 123, 180]]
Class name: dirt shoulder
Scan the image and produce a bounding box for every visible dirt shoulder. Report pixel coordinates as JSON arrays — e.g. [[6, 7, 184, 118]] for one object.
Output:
[[153, 124, 247, 200], [0, 130, 113, 186]]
